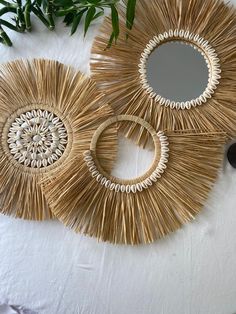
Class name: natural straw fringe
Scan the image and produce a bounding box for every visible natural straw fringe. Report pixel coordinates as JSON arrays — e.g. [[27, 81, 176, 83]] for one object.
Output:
[[42, 123, 226, 245], [0, 59, 117, 220], [91, 0, 236, 147]]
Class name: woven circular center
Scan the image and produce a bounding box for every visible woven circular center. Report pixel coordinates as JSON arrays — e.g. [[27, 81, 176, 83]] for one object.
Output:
[[7, 109, 68, 168]]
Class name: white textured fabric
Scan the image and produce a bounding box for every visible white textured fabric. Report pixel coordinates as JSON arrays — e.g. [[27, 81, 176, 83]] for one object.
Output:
[[0, 6, 236, 314]]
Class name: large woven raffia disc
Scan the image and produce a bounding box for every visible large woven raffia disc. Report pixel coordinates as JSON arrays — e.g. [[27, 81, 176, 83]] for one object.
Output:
[[91, 0, 236, 147], [0, 59, 117, 220], [42, 115, 226, 245]]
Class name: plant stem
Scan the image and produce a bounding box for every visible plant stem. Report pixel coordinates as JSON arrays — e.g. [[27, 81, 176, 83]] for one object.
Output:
[[46, 1, 55, 30], [31, 6, 51, 29], [24, 0, 32, 31]]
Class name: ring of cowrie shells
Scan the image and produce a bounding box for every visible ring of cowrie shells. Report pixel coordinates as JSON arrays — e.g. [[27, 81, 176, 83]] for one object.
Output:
[[139, 29, 221, 110], [3, 107, 69, 171], [84, 115, 169, 194]]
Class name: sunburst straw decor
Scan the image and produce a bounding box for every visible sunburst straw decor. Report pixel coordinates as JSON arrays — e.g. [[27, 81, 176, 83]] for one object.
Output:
[[91, 0, 236, 147], [0, 59, 117, 220], [42, 115, 226, 245]]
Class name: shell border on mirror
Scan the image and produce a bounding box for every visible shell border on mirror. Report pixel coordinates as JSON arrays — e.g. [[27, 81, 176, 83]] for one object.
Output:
[[139, 29, 221, 110]]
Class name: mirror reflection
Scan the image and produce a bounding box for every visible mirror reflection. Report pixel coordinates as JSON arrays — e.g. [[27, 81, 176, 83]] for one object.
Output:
[[146, 41, 209, 102]]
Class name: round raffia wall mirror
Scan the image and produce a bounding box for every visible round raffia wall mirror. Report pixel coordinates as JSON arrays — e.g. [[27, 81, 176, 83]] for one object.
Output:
[[91, 0, 236, 147]]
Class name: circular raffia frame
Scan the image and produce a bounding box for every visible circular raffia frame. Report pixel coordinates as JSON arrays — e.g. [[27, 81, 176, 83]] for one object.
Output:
[[91, 0, 236, 147], [0, 59, 118, 220], [43, 115, 226, 245]]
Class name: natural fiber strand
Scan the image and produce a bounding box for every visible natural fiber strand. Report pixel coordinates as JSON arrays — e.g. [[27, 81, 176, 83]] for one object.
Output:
[[0, 59, 117, 220], [91, 0, 236, 147], [42, 118, 226, 245]]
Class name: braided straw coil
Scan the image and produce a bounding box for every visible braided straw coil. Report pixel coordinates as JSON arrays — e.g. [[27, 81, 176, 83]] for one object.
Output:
[[0, 59, 117, 220], [91, 0, 236, 147], [42, 115, 226, 245]]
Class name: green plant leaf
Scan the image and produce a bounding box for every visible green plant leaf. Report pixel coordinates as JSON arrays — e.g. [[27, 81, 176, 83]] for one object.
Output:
[[126, 0, 136, 29], [110, 3, 119, 41], [55, 7, 76, 16], [71, 8, 86, 34], [63, 12, 74, 25], [106, 30, 114, 48], [0, 25, 12, 45], [93, 8, 104, 20], [35, 0, 42, 7], [53, 0, 73, 7], [87, 0, 101, 4], [84, 5, 95, 36]]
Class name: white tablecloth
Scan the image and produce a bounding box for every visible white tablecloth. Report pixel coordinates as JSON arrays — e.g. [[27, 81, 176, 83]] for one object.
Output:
[[0, 6, 236, 314]]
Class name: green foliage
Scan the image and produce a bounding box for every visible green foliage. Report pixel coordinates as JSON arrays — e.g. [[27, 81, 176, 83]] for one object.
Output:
[[0, 0, 136, 46]]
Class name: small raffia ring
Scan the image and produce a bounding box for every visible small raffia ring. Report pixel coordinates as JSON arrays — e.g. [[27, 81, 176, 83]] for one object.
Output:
[[83, 115, 169, 194]]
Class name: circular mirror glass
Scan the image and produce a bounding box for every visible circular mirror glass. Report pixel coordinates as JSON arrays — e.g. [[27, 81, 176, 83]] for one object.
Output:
[[146, 41, 209, 102]]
